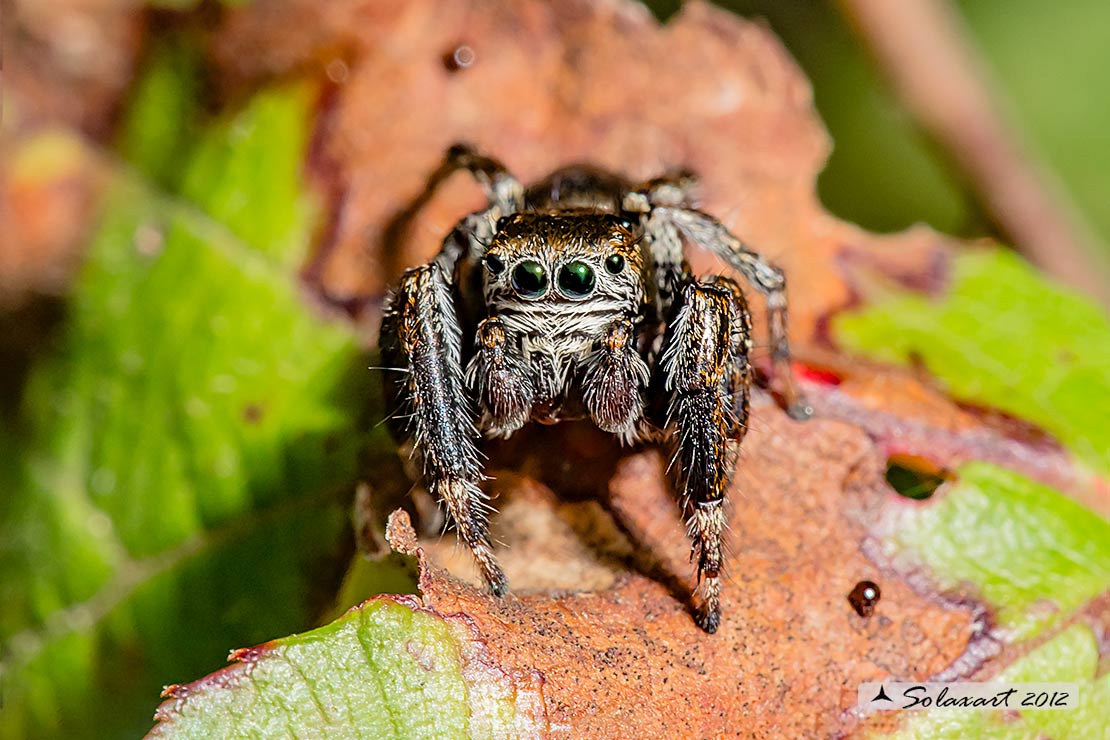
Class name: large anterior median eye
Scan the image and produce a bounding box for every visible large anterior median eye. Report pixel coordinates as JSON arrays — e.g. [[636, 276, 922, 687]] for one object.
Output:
[[557, 261, 596, 298], [511, 260, 548, 298]]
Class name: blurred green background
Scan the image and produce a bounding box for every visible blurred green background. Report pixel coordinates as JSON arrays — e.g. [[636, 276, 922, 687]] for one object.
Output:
[[661, 0, 1110, 282]]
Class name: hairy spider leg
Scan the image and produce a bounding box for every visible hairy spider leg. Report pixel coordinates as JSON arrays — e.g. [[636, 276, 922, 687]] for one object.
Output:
[[645, 203, 812, 421], [661, 280, 752, 633], [706, 276, 754, 440], [381, 263, 508, 595], [437, 143, 525, 217], [629, 169, 699, 209], [383, 143, 524, 276], [623, 176, 694, 324], [629, 172, 807, 419]]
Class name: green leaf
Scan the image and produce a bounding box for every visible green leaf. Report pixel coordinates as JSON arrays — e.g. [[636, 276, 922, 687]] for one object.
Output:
[[835, 248, 1110, 474], [117, 38, 203, 190], [878, 624, 1110, 739], [0, 81, 371, 739], [147, 597, 542, 740], [882, 462, 1110, 641], [703, 0, 978, 236], [956, 0, 1110, 265]]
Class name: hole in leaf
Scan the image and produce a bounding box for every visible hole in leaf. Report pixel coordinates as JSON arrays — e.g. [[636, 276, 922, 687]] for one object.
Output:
[[884, 454, 951, 500]]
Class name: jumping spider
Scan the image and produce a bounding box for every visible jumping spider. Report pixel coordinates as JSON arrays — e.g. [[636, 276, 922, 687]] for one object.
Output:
[[381, 145, 811, 633]]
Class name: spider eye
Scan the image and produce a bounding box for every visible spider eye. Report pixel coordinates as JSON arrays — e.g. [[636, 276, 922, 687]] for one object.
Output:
[[484, 254, 505, 275], [605, 254, 625, 275], [557, 261, 595, 298], [511, 260, 548, 298]]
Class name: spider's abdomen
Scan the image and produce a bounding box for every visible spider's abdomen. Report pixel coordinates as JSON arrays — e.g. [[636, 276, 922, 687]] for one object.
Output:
[[524, 166, 630, 212]]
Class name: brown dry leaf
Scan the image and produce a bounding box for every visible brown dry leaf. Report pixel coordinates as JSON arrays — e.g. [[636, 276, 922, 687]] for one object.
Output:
[[215, 0, 948, 323], [396, 372, 1090, 738], [395, 415, 968, 738], [152, 0, 1105, 737], [5, 0, 144, 136], [1, 0, 142, 307]]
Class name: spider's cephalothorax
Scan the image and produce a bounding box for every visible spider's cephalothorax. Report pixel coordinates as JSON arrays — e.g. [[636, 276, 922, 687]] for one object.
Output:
[[380, 145, 811, 633]]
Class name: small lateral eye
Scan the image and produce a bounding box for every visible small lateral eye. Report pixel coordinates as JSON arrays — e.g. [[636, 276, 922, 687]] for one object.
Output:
[[558, 261, 595, 298], [511, 260, 548, 298], [484, 254, 505, 275], [605, 254, 626, 275]]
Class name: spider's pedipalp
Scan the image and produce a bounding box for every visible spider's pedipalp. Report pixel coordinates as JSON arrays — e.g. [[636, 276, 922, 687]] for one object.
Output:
[[582, 317, 651, 444], [467, 316, 535, 438]]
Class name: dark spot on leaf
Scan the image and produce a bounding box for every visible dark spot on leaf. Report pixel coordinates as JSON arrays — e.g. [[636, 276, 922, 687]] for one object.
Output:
[[885, 454, 951, 500], [848, 581, 881, 617], [325, 59, 350, 84], [242, 404, 264, 424], [442, 44, 475, 72]]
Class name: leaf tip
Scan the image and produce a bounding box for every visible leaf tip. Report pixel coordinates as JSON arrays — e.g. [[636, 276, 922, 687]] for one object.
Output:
[[385, 508, 421, 555]]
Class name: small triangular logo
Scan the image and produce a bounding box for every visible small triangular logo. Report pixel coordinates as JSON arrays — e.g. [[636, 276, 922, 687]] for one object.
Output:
[[872, 685, 893, 702]]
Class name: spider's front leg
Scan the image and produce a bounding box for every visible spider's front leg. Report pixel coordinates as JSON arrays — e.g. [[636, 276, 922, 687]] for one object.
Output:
[[637, 197, 811, 421], [662, 280, 752, 633], [413, 143, 524, 223], [381, 264, 507, 595]]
